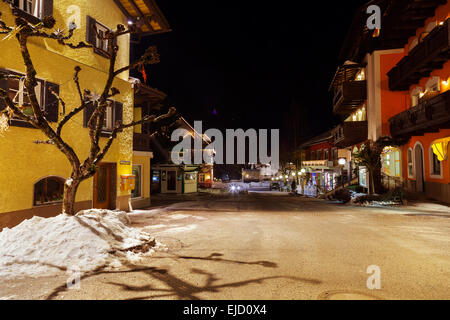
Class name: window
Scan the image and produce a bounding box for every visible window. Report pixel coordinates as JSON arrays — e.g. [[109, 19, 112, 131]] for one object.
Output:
[[185, 173, 196, 181], [429, 148, 442, 178], [103, 101, 114, 131], [407, 148, 414, 178], [382, 147, 401, 177], [8, 75, 42, 114], [324, 150, 329, 161], [86, 16, 115, 57], [83, 100, 123, 133], [411, 87, 423, 107], [131, 165, 142, 198], [15, 0, 43, 19], [332, 148, 338, 161], [317, 150, 322, 160], [95, 23, 110, 53], [311, 151, 316, 161], [34, 176, 64, 206], [425, 76, 440, 92], [0, 70, 59, 124]]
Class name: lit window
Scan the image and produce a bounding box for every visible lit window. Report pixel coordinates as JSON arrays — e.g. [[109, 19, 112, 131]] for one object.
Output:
[[34, 176, 64, 206]]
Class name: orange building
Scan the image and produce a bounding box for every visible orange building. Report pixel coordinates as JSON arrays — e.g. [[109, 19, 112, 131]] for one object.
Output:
[[330, 0, 448, 200], [387, 1, 450, 203]]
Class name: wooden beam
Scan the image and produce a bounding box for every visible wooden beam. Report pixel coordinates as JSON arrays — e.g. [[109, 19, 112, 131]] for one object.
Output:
[[113, 0, 132, 19], [127, 0, 154, 32]]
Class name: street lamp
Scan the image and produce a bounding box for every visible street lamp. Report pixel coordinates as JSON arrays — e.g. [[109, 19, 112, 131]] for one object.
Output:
[[338, 158, 347, 166]]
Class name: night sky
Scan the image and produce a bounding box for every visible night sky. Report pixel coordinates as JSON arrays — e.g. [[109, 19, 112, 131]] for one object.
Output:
[[131, 0, 369, 150]]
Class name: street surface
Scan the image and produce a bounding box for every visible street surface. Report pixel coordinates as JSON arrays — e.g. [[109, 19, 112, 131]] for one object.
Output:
[[1, 192, 449, 300]]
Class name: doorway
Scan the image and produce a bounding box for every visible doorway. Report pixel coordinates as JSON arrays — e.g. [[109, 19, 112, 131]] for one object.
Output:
[[414, 144, 425, 193], [93, 163, 116, 209], [167, 170, 177, 191]]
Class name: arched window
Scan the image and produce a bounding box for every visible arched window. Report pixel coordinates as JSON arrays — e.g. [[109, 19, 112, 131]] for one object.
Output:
[[34, 176, 65, 206]]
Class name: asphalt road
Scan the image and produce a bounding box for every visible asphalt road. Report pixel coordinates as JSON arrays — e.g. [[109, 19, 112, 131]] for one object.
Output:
[[1, 192, 449, 300]]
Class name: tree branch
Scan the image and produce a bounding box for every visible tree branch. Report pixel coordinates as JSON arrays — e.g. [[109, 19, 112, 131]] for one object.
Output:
[[114, 45, 160, 77]]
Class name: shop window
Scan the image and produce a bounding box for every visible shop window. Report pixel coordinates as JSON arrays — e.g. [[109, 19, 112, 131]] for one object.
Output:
[[407, 148, 414, 178], [382, 147, 401, 177], [429, 148, 442, 178], [131, 165, 142, 198], [34, 176, 64, 206], [185, 173, 196, 181]]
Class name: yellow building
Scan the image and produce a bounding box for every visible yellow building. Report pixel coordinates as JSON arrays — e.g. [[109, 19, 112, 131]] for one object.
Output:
[[0, 0, 170, 229]]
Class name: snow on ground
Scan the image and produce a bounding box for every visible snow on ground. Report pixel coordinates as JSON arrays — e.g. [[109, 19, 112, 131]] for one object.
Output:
[[0, 209, 164, 280]]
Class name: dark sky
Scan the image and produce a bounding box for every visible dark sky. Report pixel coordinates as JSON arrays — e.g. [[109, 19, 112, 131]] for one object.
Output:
[[132, 0, 369, 147]]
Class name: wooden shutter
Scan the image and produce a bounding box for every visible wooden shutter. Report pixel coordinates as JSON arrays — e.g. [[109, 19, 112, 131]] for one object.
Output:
[[114, 102, 123, 126], [42, 0, 54, 18], [86, 16, 97, 45], [0, 71, 9, 109], [83, 102, 96, 127], [44, 82, 59, 122]]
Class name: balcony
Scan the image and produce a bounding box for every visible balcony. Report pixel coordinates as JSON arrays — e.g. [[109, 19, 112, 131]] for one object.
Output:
[[388, 18, 450, 91], [133, 133, 152, 152], [333, 81, 367, 115], [302, 160, 334, 169], [333, 121, 368, 148], [389, 90, 450, 139]]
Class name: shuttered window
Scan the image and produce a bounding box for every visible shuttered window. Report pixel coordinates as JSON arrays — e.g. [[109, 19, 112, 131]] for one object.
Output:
[[11, 0, 53, 23], [86, 16, 116, 57], [83, 100, 123, 135], [0, 69, 59, 127]]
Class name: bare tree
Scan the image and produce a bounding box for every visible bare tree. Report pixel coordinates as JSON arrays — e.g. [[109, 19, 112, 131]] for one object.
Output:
[[0, 10, 177, 215]]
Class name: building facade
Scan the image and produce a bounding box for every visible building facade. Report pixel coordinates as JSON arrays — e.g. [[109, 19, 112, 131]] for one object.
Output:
[[0, 0, 170, 228], [330, 0, 449, 201], [388, 1, 450, 202]]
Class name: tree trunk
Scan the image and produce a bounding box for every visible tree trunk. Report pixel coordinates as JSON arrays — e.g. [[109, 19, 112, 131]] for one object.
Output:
[[62, 178, 80, 215]]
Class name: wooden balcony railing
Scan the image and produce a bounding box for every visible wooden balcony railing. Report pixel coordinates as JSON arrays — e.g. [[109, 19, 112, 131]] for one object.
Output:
[[332, 121, 368, 148], [389, 90, 450, 139], [133, 133, 152, 152], [388, 18, 450, 91], [333, 81, 367, 116]]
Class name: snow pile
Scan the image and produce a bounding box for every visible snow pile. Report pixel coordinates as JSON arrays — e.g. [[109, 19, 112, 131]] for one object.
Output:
[[0, 209, 161, 279]]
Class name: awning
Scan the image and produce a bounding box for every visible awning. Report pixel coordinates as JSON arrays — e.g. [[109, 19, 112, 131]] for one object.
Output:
[[431, 137, 450, 161]]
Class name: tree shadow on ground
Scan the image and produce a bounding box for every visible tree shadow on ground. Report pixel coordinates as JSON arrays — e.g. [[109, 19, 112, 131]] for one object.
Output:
[[45, 254, 320, 300]]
